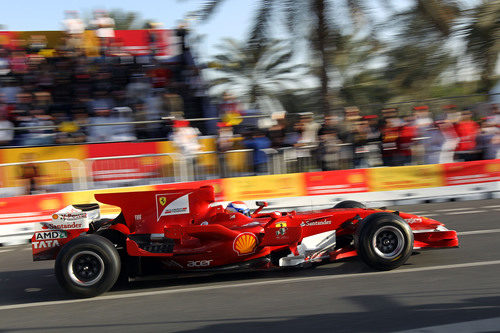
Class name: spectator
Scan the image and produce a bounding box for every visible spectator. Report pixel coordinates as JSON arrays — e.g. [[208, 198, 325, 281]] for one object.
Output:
[[243, 129, 271, 175], [438, 118, 459, 163], [380, 114, 400, 166], [352, 119, 371, 168], [423, 120, 446, 165], [268, 115, 287, 149], [397, 115, 417, 166], [216, 123, 234, 177], [9, 50, 28, 76], [87, 107, 115, 142], [110, 106, 137, 141], [170, 120, 201, 156], [476, 119, 499, 160], [0, 48, 11, 76], [91, 10, 115, 57], [317, 119, 341, 171], [18, 153, 41, 195], [454, 109, 479, 162], [443, 104, 461, 124], [62, 11, 85, 50], [0, 111, 14, 145], [17, 107, 55, 146], [1, 77, 21, 105]]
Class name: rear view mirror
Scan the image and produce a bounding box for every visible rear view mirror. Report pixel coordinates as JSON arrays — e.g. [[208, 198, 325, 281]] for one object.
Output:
[[256, 201, 268, 207]]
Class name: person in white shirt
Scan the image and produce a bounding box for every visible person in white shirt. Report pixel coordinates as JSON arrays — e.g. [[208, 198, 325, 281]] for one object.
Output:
[[62, 11, 85, 50], [91, 10, 115, 56], [0, 112, 13, 146]]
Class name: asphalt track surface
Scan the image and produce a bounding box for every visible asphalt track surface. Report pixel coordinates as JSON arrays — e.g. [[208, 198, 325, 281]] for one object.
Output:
[[1, 199, 500, 333]]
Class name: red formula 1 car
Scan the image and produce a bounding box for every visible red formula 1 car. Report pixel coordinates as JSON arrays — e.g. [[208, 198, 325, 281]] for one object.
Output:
[[32, 186, 458, 297]]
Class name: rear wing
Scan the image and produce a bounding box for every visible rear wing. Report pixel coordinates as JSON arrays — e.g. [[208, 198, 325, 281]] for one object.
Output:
[[95, 185, 217, 234]]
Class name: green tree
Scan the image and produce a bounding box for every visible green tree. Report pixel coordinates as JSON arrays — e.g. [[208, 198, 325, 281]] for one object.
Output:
[[462, 0, 500, 92], [208, 38, 303, 104]]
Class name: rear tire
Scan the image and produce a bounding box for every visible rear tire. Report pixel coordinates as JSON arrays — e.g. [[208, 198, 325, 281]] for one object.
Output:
[[354, 212, 413, 271], [334, 200, 366, 209], [55, 234, 121, 298]]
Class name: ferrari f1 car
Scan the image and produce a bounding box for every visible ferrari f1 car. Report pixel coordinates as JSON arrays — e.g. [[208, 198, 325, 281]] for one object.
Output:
[[32, 185, 458, 297]]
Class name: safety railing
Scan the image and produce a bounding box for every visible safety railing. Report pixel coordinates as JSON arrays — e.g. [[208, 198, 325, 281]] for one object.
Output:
[[0, 158, 86, 197]]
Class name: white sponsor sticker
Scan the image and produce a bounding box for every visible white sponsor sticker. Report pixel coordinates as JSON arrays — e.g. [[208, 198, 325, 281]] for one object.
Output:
[[300, 219, 332, 227], [32, 239, 60, 249], [41, 220, 88, 230], [35, 231, 67, 240], [156, 193, 191, 221]]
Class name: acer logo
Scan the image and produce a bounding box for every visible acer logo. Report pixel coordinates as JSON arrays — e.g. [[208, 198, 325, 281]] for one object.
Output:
[[187, 260, 213, 268]]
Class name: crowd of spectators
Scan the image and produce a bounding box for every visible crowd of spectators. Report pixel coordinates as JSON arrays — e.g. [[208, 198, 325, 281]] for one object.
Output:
[[0, 11, 205, 147], [215, 102, 500, 174], [0, 13, 498, 175]]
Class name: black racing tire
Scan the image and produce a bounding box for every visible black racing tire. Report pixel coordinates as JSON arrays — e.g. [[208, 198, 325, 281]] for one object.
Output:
[[334, 200, 366, 209], [55, 234, 121, 298], [354, 212, 413, 271]]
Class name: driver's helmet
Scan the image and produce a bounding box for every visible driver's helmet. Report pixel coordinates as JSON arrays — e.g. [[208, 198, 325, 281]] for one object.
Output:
[[226, 201, 250, 217]]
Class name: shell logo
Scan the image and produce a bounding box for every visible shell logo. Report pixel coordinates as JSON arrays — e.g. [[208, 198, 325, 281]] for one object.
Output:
[[233, 232, 258, 256]]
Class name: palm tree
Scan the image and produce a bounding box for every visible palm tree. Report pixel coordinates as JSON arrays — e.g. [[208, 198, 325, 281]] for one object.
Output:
[[208, 38, 304, 104], [194, 0, 468, 110], [462, 0, 500, 92]]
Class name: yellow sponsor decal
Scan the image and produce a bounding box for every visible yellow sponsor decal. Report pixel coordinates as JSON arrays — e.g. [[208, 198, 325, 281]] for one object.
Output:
[[159, 196, 166, 206], [275, 222, 287, 228], [367, 165, 445, 192], [222, 174, 305, 201], [233, 232, 258, 255]]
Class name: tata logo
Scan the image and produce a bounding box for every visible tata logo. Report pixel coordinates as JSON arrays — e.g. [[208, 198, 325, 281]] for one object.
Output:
[[32, 239, 60, 249]]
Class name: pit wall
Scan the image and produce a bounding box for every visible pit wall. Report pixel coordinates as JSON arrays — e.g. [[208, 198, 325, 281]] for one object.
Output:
[[1, 159, 499, 245]]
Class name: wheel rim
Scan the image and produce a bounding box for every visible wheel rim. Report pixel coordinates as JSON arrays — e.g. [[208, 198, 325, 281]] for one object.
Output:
[[372, 226, 405, 259], [68, 251, 105, 287]]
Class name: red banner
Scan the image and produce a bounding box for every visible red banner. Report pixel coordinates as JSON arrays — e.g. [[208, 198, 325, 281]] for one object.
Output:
[[443, 160, 500, 186], [0, 193, 63, 225], [305, 169, 368, 196]]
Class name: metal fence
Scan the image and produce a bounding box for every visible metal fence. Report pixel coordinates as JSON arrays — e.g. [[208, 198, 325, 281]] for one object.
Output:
[[0, 159, 86, 196], [0, 146, 334, 197]]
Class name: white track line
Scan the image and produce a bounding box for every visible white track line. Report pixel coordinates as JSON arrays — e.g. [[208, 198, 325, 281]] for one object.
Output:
[[481, 205, 500, 209], [458, 229, 500, 236], [0, 249, 13, 254], [445, 210, 486, 215], [436, 208, 474, 212], [1, 260, 500, 311]]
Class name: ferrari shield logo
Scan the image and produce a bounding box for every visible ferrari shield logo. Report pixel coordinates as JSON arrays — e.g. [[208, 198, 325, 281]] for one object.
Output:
[[159, 197, 166, 206]]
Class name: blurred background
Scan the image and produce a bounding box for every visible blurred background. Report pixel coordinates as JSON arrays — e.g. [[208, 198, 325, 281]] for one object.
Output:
[[0, 0, 498, 197]]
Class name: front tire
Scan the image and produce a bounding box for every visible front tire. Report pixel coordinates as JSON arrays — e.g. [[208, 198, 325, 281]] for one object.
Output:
[[354, 212, 413, 271], [55, 234, 121, 298]]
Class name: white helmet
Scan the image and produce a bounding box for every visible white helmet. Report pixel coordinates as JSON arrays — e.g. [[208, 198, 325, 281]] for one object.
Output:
[[226, 201, 250, 217]]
